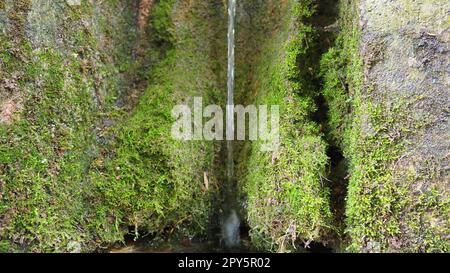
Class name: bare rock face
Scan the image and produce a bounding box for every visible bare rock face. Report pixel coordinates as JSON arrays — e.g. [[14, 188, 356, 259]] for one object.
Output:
[[355, 0, 449, 252], [360, 1, 450, 165]]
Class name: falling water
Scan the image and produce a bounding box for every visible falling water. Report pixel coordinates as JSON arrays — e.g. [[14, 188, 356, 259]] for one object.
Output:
[[226, 0, 235, 179], [222, 0, 240, 249]]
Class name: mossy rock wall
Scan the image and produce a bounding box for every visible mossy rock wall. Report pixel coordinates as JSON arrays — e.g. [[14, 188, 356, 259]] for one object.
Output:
[[88, 0, 225, 245], [1, 0, 448, 253], [238, 0, 449, 253], [321, 0, 449, 252], [0, 0, 223, 252], [236, 0, 332, 252], [0, 0, 142, 252]]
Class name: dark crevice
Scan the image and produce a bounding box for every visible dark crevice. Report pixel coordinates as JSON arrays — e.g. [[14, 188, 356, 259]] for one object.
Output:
[[308, 0, 349, 251]]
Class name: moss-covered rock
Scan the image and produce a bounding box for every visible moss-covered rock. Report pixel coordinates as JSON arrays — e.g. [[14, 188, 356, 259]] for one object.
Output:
[[88, 0, 224, 245], [0, 0, 223, 252], [0, 0, 146, 252], [1, 0, 448, 253], [237, 0, 332, 252], [321, 0, 449, 252]]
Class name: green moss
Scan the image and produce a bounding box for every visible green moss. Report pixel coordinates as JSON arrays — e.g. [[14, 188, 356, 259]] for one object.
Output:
[[319, 0, 361, 150], [1, 0, 222, 252], [238, 0, 332, 252], [150, 0, 176, 46], [86, 0, 221, 243], [0, 37, 98, 252], [0, 1, 149, 252], [320, 0, 449, 252]]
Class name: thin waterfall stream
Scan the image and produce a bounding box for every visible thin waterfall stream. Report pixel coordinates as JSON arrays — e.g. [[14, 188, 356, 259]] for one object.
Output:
[[221, 0, 241, 249]]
